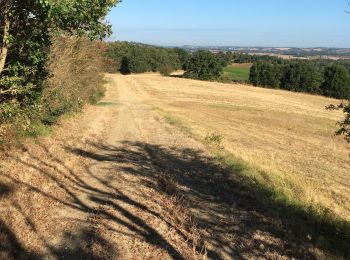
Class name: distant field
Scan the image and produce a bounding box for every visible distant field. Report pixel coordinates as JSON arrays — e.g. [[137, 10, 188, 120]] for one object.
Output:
[[222, 63, 252, 82], [128, 73, 350, 224]]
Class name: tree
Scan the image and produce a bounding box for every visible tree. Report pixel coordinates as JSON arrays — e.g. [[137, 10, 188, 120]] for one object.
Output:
[[185, 50, 223, 80], [249, 62, 259, 85], [126, 46, 151, 73], [281, 62, 322, 94], [321, 65, 350, 99], [249, 61, 282, 88], [106, 42, 183, 75], [0, 0, 119, 101], [120, 56, 131, 75], [173, 47, 190, 70], [217, 51, 232, 67]]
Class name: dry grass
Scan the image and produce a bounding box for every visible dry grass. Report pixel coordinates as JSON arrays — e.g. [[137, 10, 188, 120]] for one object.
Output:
[[0, 78, 116, 258], [154, 172, 207, 259], [0, 77, 209, 259], [41, 36, 107, 124], [127, 73, 350, 222]]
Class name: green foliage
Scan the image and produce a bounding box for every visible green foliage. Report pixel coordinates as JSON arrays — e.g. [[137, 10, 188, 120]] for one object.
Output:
[[216, 52, 233, 67], [249, 61, 282, 88], [0, 0, 117, 144], [249, 59, 350, 99], [105, 42, 185, 75], [41, 95, 76, 125], [281, 62, 322, 94], [321, 65, 350, 99], [184, 50, 223, 80], [234, 52, 283, 64], [248, 57, 350, 147], [173, 47, 190, 70], [1, 0, 119, 98], [106, 44, 228, 81]]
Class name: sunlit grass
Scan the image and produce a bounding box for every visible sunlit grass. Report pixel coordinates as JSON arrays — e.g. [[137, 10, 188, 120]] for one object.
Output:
[[222, 63, 251, 82]]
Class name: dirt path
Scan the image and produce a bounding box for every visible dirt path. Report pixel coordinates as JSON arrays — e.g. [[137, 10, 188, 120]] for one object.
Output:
[[0, 74, 334, 259], [64, 74, 209, 259]]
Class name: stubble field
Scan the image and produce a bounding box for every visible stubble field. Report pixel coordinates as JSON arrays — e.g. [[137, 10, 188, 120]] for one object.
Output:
[[129, 73, 350, 222]]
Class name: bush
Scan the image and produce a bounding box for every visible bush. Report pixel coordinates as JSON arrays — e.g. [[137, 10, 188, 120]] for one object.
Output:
[[0, 0, 118, 146], [0, 36, 108, 145], [41, 36, 107, 125], [159, 65, 173, 76]]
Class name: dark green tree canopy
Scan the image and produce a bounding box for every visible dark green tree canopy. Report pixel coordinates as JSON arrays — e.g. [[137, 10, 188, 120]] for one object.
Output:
[[173, 47, 190, 70], [281, 62, 322, 94], [321, 65, 350, 99], [106, 42, 184, 75], [185, 50, 223, 80], [249, 59, 350, 99], [249, 61, 282, 88]]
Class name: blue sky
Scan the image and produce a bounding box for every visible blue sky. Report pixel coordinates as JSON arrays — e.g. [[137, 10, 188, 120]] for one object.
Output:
[[106, 0, 350, 47]]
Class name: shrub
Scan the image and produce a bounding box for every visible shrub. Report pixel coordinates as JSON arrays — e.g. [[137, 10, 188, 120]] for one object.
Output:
[[41, 36, 107, 125], [0, 0, 118, 146], [0, 36, 108, 142]]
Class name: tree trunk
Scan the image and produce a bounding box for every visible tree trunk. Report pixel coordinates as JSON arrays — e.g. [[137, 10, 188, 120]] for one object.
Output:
[[0, 12, 10, 74]]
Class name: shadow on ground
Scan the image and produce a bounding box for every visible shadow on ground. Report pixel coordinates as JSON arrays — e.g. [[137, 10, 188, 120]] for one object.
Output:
[[1, 141, 349, 259]]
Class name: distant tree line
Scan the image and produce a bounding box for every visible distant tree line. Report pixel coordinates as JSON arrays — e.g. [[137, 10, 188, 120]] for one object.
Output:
[[105, 43, 230, 80], [249, 60, 350, 99], [105, 42, 189, 76], [105, 44, 350, 100], [233, 53, 283, 64]]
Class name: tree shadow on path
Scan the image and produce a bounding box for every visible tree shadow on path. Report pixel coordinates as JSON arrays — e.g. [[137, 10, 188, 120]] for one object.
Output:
[[69, 141, 350, 259], [1, 142, 186, 259], [1, 139, 349, 259]]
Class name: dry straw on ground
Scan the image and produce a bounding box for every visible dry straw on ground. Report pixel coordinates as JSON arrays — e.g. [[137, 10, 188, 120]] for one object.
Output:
[[131, 73, 350, 222]]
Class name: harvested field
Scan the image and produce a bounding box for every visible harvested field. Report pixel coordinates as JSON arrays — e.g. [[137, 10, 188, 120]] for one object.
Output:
[[1, 73, 349, 259], [131, 73, 350, 222]]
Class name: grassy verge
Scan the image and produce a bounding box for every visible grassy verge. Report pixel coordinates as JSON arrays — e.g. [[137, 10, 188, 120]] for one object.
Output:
[[157, 111, 350, 258]]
